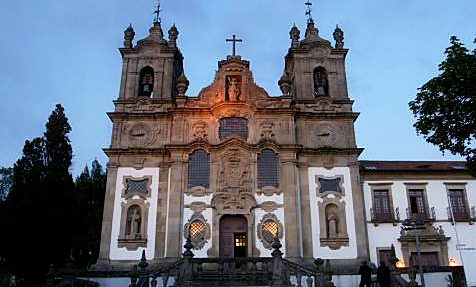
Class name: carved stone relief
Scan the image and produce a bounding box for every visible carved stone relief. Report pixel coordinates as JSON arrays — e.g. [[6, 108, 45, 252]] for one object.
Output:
[[259, 201, 283, 213], [125, 98, 163, 113], [305, 97, 342, 112], [211, 192, 256, 216], [217, 148, 251, 193], [191, 121, 208, 141], [315, 123, 338, 147], [258, 121, 275, 140], [127, 123, 159, 147]]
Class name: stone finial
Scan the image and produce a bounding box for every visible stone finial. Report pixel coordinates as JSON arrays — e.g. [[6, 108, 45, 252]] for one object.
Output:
[[304, 20, 319, 41], [290, 24, 300, 48], [124, 24, 135, 48], [138, 250, 149, 270], [176, 72, 189, 95], [278, 72, 293, 95], [168, 24, 179, 48], [333, 25, 344, 49], [144, 21, 167, 44]]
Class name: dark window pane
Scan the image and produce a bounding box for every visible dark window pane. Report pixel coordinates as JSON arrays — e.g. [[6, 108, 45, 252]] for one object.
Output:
[[318, 178, 341, 193], [188, 150, 210, 188], [219, 118, 248, 140], [408, 189, 426, 215], [257, 149, 279, 188]]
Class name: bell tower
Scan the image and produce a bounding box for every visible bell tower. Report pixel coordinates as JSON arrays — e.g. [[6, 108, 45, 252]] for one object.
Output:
[[118, 18, 185, 101]]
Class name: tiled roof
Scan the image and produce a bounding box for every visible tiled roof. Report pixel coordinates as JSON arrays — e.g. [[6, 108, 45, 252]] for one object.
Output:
[[359, 160, 467, 172]]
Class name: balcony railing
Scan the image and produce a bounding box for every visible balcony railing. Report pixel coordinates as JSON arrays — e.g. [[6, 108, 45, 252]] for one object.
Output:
[[447, 206, 476, 224], [370, 207, 400, 225], [406, 207, 436, 221]]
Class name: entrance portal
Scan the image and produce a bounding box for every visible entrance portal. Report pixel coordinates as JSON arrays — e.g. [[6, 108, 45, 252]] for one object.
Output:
[[220, 215, 247, 257]]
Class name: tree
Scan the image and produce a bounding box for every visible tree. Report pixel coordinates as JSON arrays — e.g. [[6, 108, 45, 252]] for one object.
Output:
[[72, 159, 106, 268], [0, 167, 13, 201], [2, 104, 75, 286], [409, 36, 476, 176]]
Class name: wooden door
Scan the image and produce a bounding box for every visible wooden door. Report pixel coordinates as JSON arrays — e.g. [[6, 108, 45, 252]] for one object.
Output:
[[220, 215, 247, 257]]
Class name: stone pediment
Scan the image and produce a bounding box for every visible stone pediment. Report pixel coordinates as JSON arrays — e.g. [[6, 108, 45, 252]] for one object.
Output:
[[195, 56, 270, 107]]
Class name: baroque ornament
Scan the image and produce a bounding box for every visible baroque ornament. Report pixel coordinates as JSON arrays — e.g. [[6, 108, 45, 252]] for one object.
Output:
[[128, 123, 159, 147], [184, 212, 211, 250], [257, 213, 283, 249]]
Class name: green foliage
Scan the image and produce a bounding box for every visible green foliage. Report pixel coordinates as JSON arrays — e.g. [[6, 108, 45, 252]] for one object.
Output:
[[409, 36, 476, 176], [72, 159, 106, 268], [0, 167, 13, 201], [2, 105, 75, 286]]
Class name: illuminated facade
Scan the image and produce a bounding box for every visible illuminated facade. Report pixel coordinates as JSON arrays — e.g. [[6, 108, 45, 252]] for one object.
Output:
[[91, 9, 476, 287]]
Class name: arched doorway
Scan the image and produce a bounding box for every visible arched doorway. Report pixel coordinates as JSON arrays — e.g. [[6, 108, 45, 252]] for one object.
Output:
[[220, 215, 247, 257]]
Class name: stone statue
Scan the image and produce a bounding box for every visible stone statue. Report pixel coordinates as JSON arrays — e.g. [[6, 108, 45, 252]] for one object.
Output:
[[228, 77, 241, 101], [168, 24, 179, 48], [328, 213, 337, 238], [127, 206, 142, 239], [124, 24, 135, 48], [333, 25, 344, 49], [289, 25, 300, 48], [314, 68, 328, 97]]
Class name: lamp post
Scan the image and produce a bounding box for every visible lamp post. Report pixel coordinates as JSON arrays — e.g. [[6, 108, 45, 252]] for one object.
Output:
[[402, 219, 426, 287]]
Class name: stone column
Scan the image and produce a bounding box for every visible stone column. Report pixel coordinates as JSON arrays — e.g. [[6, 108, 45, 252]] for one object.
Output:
[[281, 151, 300, 259], [298, 163, 313, 258], [165, 152, 185, 258], [96, 162, 119, 266]]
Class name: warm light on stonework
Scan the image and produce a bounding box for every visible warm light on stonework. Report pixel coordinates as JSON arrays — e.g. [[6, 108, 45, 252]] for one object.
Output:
[[396, 260, 405, 268], [449, 258, 457, 267]]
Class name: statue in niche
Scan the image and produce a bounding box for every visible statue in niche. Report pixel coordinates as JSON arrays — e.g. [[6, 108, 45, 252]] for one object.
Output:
[[313, 67, 328, 97], [139, 67, 154, 97], [325, 204, 339, 238], [126, 205, 142, 239], [225, 76, 241, 102]]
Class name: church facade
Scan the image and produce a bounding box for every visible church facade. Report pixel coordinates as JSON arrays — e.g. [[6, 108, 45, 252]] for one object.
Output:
[[92, 8, 476, 287]]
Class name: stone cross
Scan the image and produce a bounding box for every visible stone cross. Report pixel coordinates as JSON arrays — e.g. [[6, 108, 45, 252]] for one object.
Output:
[[226, 34, 243, 56]]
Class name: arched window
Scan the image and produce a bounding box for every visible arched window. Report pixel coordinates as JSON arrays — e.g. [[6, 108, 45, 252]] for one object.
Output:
[[219, 117, 248, 140], [188, 149, 210, 189], [126, 205, 142, 239], [139, 66, 154, 97], [313, 67, 328, 97], [257, 149, 279, 188]]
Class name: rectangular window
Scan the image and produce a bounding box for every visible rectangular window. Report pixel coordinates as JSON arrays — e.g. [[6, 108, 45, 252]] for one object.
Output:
[[408, 189, 426, 217], [373, 189, 392, 221], [448, 188, 468, 220]]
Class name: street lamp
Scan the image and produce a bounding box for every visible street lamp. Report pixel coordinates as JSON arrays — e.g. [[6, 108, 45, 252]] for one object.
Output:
[[402, 218, 426, 287]]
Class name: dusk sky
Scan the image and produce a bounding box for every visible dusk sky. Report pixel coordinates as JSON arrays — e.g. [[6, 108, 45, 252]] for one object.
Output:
[[0, 0, 475, 175]]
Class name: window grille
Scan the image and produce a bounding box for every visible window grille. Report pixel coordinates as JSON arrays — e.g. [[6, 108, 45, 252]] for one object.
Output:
[[219, 118, 248, 140], [257, 149, 279, 188], [126, 179, 149, 194], [261, 220, 278, 244], [188, 150, 210, 188], [190, 220, 207, 242]]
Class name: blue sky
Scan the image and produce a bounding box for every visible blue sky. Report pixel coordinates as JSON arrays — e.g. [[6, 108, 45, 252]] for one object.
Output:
[[0, 0, 475, 175]]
